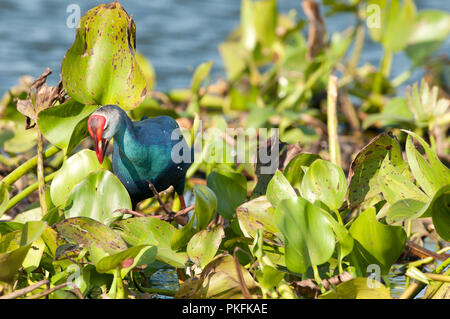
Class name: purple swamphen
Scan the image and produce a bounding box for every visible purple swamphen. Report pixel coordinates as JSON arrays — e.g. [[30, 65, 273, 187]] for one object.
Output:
[[87, 104, 193, 210]]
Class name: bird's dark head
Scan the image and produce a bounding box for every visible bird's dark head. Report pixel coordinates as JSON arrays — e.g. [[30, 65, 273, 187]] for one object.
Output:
[[87, 105, 123, 164]]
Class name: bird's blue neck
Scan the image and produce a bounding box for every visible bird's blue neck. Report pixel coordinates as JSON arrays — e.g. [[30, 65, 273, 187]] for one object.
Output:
[[111, 111, 139, 159]]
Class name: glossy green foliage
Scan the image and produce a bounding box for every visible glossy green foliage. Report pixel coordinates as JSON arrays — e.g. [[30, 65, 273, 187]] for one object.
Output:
[[0, 0, 449, 300], [405, 134, 450, 197], [427, 185, 450, 241], [61, 2, 147, 109], [236, 196, 281, 243], [384, 130, 450, 223], [94, 245, 157, 277], [50, 149, 112, 207], [266, 170, 297, 208], [347, 133, 403, 208], [300, 159, 347, 211], [274, 197, 336, 274], [378, 155, 428, 204], [367, 0, 417, 53], [63, 170, 131, 225], [187, 225, 224, 268], [55, 217, 127, 254], [403, 130, 450, 185], [256, 265, 285, 292], [37, 100, 97, 155], [349, 208, 406, 276], [283, 153, 321, 188], [193, 184, 217, 230], [405, 10, 450, 66], [175, 254, 258, 299], [135, 51, 156, 90], [112, 217, 188, 267], [0, 221, 47, 282], [206, 168, 247, 219], [319, 278, 391, 299]]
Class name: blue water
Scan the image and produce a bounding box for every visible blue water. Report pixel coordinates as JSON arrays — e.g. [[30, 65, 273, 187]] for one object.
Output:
[[0, 0, 448, 298], [0, 0, 448, 96]]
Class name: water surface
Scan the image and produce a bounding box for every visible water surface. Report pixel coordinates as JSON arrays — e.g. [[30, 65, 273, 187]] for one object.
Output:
[[0, 0, 448, 95]]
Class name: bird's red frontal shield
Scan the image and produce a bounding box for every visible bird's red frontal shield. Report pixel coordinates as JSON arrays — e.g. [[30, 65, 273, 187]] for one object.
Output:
[[87, 114, 109, 164]]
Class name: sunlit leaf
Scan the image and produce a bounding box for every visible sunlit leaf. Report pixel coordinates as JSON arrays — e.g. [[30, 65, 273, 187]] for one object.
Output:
[[402, 130, 450, 185], [256, 265, 285, 291], [319, 278, 391, 299], [55, 217, 127, 254], [300, 159, 347, 211], [236, 196, 282, 244], [187, 225, 224, 268], [22, 237, 45, 273], [405, 10, 450, 66], [0, 222, 23, 236], [170, 215, 197, 252], [428, 185, 450, 241], [378, 155, 428, 204], [386, 198, 426, 222], [266, 170, 297, 208], [274, 197, 335, 274], [135, 51, 156, 90], [405, 135, 449, 197], [175, 254, 259, 299], [0, 221, 47, 282], [322, 212, 354, 262], [347, 132, 403, 208], [241, 0, 277, 51], [112, 217, 187, 267], [283, 153, 320, 188], [349, 208, 406, 276], [64, 170, 131, 225], [38, 99, 97, 155], [207, 168, 247, 219], [13, 207, 43, 223], [95, 245, 157, 277], [61, 2, 147, 110], [191, 61, 213, 94], [383, 0, 416, 52], [193, 184, 217, 230], [50, 149, 112, 207]]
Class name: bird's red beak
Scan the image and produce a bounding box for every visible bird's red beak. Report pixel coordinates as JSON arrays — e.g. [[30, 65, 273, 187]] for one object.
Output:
[[87, 114, 109, 164]]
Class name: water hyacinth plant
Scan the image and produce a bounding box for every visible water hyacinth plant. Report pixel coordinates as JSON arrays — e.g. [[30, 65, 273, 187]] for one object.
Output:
[[0, 0, 449, 300]]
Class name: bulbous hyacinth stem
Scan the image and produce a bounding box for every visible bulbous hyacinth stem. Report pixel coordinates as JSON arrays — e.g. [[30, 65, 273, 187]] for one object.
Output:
[[2, 145, 60, 186]]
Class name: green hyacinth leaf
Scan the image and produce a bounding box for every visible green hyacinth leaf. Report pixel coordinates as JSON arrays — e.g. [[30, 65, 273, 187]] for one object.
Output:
[[300, 159, 347, 211], [50, 149, 111, 208], [38, 99, 98, 155], [193, 184, 218, 230], [349, 207, 407, 276], [61, 2, 147, 110], [187, 225, 224, 268], [55, 217, 127, 254], [63, 170, 131, 226], [274, 197, 336, 274]]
